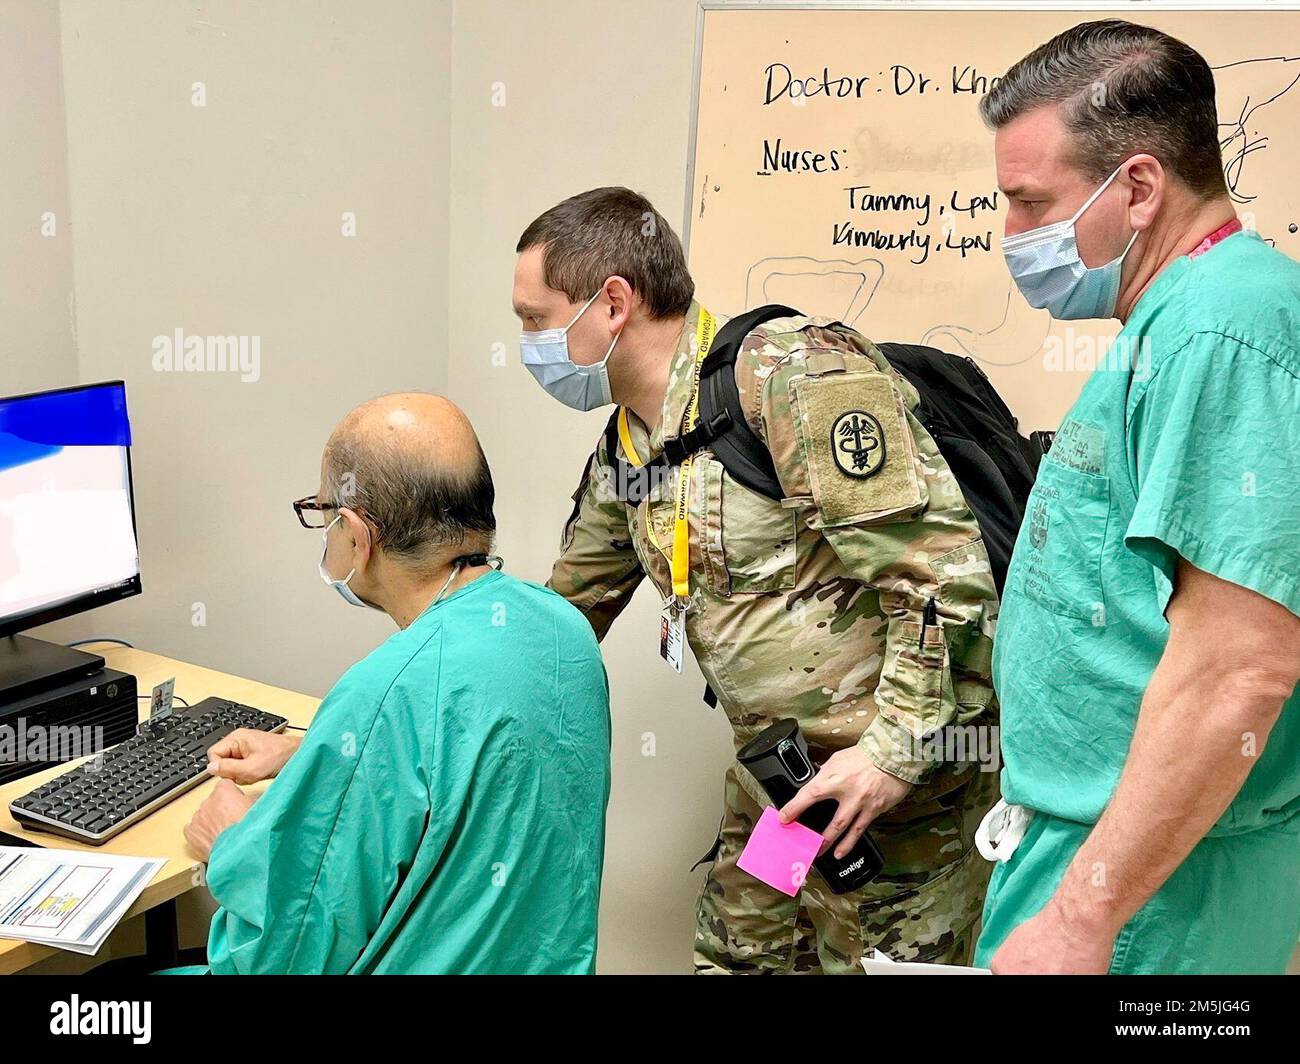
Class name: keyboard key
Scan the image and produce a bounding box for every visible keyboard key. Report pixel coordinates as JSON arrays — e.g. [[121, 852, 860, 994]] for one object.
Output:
[[10, 696, 286, 844]]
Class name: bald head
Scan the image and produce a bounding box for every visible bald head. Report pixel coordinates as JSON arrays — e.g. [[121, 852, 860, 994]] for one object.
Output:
[[330, 394, 483, 479], [321, 393, 495, 567]]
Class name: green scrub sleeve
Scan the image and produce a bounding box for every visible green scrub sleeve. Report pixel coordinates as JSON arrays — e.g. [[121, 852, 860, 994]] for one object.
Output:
[[1125, 331, 1300, 617], [204, 666, 436, 974]]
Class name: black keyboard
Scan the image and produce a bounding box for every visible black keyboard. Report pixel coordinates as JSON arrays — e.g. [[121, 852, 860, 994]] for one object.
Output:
[[9, 697, 287, 845]]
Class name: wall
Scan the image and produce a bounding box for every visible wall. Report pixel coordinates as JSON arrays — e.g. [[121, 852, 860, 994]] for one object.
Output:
[[0, 2, 76, 400], [1, 0, 83, 651], [448, 0, 724, 973], [55, 0, 454, 694]]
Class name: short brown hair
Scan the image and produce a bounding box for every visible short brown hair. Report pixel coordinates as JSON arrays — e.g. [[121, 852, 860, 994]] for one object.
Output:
[[980, 19, 1227, 198], [516, 187, 695, 319]]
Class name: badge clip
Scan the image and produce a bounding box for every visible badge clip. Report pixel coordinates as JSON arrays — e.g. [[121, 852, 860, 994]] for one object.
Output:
[[659, 596, 687, 673]]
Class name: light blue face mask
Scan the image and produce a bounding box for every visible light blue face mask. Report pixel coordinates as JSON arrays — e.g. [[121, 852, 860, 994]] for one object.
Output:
[[319, 514, 378, 609], [319, 513, 472, 613], [519, 289, 621, 411], [1001, 163, 1139, 320]]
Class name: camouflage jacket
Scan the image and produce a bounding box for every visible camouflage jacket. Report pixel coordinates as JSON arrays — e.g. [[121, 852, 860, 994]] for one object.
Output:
[[549, 301, 998, 798]]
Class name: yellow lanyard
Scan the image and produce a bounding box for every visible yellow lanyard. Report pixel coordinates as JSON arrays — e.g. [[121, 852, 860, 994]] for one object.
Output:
[[616, 406, 644, 467], [617, 308, 716, 606]]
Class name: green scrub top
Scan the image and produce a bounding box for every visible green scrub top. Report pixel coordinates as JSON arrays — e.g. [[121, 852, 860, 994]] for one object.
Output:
[[203, 569, 612, 974], [994, 229, 1300, 835]]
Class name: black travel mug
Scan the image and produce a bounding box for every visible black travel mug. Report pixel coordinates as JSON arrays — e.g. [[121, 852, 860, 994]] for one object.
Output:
[[737, 718, 885, 894]]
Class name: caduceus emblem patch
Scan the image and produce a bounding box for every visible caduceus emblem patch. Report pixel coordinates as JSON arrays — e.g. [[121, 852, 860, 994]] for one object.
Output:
[[830, 410, 885, 478]]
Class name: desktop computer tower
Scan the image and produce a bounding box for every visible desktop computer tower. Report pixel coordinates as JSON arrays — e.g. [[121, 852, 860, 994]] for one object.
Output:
[[0, 668, 138, 787]]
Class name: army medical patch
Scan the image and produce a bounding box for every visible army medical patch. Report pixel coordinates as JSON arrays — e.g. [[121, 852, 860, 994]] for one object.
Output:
[[791, 371, 921, 525], [830, 410, 886, 478]]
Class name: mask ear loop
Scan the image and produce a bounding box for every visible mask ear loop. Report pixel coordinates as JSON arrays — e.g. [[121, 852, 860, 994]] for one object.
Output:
[[999, 159, 1136, 253], [328, 509, 376, 584], [1069, 161, 1140, 278], [1068, 160, 1128, 226], [320, 513, 356, 583], [588, 331, 620, 374], [1083, 163, 1141, 271], [562, 288, 605, 333], [567, 287, 623, 392]]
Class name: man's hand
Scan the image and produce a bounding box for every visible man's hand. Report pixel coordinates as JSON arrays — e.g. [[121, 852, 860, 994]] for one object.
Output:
[[778, 746, 913, 858], [991, 560, 1300, 975], [207, 728, 300, 785], [184, 779, 256, 862], [989, 897, 1115, 974]]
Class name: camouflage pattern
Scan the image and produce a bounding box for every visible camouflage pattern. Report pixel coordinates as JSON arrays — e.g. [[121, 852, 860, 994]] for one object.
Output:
[[549, 301, 1000, 973], [694, 765, 997, 973]]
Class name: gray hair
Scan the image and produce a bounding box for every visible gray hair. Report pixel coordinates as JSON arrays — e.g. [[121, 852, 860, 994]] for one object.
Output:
[[980, 19, 1227, 197], [323, 432, 495, 566]]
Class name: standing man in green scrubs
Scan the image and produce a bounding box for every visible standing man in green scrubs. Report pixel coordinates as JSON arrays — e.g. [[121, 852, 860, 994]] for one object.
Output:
[[975, 19, 1300, 974], [182, 393, 612, 974]]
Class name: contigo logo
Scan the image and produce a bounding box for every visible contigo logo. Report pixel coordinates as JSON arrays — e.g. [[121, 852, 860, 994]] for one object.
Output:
[[838, 856, 866, 877]]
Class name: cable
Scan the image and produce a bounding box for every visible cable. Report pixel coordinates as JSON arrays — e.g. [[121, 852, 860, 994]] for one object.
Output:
[[285, 724, 308, 732], [137, 694, 191, 708], [67, 638, 134, 649]]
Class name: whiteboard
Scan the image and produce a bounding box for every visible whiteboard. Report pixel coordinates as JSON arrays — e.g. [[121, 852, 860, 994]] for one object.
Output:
[[685, 1, 1300, 429]]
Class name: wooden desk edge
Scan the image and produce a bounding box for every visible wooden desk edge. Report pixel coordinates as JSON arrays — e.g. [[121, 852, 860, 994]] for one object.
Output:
[[0, 644, 320, 974]]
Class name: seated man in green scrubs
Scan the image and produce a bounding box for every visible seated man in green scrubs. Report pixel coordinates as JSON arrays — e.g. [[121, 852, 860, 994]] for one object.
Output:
[[975, 20, 1300, 974], [181, 393, 611, 974]]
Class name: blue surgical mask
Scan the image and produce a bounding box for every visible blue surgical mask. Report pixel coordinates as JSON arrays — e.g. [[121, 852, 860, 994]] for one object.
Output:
[[319, 514, 377, 609], [520, 290, 621, 411], [1001, 163, 1139, 320]]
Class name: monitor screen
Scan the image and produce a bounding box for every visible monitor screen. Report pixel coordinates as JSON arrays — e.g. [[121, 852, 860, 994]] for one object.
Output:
[[0, 381, 141, 636]]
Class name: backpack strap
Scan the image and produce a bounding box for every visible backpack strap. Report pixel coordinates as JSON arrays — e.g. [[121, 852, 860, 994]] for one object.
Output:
[[606, 304, 798, 504], [601, 408, 662, 507], [680, 303, 798, 499], [603, 407, 622, 464]]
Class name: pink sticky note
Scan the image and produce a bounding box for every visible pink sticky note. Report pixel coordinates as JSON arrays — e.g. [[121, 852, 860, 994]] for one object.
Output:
[[736, 806, 823, 897]]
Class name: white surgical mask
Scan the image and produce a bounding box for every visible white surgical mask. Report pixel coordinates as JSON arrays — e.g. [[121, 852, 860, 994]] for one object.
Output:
[[520, 289, 621, 411], [318, 514, 378, 609], [1001, 163, 1140, 320]]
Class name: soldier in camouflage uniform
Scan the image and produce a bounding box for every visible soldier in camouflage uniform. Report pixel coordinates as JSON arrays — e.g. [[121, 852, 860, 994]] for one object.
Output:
[[514, 188, 999, 974]]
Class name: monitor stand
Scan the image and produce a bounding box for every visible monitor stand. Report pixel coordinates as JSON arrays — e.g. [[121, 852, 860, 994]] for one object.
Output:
[[0, 635, 106, 704]]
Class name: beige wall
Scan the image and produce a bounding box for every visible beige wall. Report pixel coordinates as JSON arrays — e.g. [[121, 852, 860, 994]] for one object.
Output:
[[448, 0, 726, 974], [54, 0, 453, 690], [1, 0, 82, 650], [1, 1, 76, 396]]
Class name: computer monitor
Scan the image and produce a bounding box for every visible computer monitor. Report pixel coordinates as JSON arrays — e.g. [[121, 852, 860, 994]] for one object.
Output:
[[0, 380, 141, 641]]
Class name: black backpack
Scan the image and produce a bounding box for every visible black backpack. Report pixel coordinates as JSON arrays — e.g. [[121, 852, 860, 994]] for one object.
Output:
[[605, 304, 1047, 594]]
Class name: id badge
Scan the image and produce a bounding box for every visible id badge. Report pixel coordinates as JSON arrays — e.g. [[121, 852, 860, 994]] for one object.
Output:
[[659, 601, 685, 673], [149, 677, 176, 721]]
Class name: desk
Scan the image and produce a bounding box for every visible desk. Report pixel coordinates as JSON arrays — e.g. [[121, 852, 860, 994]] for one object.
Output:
[[0, 644, 319, 974]]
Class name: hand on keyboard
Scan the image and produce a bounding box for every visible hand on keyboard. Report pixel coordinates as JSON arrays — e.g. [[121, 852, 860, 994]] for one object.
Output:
[[206, 728, 301, 785], [9, 696, 288, 845]]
